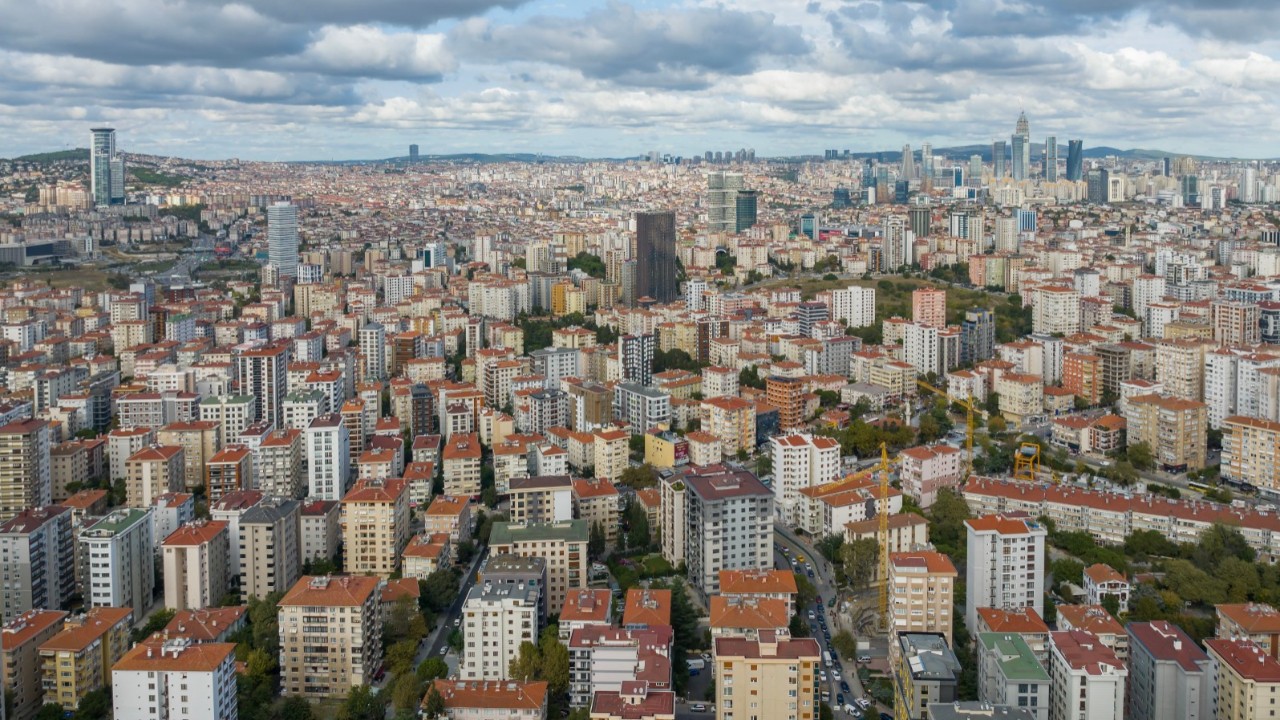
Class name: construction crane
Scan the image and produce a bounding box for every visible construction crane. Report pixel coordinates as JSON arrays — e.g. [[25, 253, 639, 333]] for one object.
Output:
[[876, 442, 893, 632], [1013, 442, 1041, 482], [915, 379, 987, 475]]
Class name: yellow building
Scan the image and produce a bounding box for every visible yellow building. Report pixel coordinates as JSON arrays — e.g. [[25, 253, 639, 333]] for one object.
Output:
[[1205, 638, 1280, 720], [1222, 416, 1280, 493], [995, 372, 1044, 427], [1124, 393, 1207, 472], [37, 606, 132, 709], [551, 282, 587, 317], [701, 397, 756, 458], [888, 552, 957, 648], [644, 429, 688, 470], [712, 634, 820, 720], [341, 477, 410, 578]]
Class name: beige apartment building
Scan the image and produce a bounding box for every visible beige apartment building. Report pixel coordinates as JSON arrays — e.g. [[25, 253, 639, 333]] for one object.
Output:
[[508, 475, 573, 525], [1222, 416, 1280, 494], [995, 372, 1044, 427], [1205, 638, 1280, 720], [488, 520, 588, 610], [1155, 338, 1209, 401], [712, 633, 821, 720], [593, 429, 629, 482], [37, 606, 132, 710], [442, 433, 482, 497], [1, 609, 68, 720], [1125, 393, 1207, 472], [700, 397, 756, 457], [157, 420, 222, 491], [256, 428, 305, 498], [424, 495, 471, 542], [888, 551, 958, 647], [205, 445, 252, 503], [278, 575, 382, 698], [0, 419, 51, 523], [125, 445, 185, 508], [341, 477, 410, 578], [572, 477, 620, 546], [162, 520, 231, 612], [239, 498, 301, 600]]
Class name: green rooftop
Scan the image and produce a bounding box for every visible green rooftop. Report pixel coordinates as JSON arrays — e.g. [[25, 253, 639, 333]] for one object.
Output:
[[977, 632, 1049, 682], [489, 520, 588, 545], [82, 508, 150, 536], [199, 394, 254, 405]]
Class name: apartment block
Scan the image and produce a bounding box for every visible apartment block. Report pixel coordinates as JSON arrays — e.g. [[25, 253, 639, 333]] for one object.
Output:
[[38, 606, 132, 710], [1126, 620, 1211, 720], [509, 475, 574, 525], [888, 552, 957, 647], [238, 498, 301, 600], [568, 624, 674, 707], [1125, 393, 1207, 472], [460, 582, 540, 681], [964, 514, 1046, 631], [898, 443, 963, 509], [111, 636, 238, 720], [256, 428, 305, 499], [719, 569, 798, 618], [157, 420, 222, 491], [572, 477, 619, 546], [278, 575, 382, 698], [1222, 415, 1280, 494], [893, 632, 960, 720], [1217, 603, 1280, 658], [1205, 638, 1280, 720], [305, 414, 350, 501], [424, 495, 472, 542], [427, 679, 548, 720], [1082, 564, 1129, 614], [0, 419, 51, 523], [683, 466, 773, 600], [701, 397, 756, 457], [162, 520, 231, 612], [341, 477, 410, 578], [300, 500, 340, 564], [0, 506, 74, 622], [1, 609, 68, 720], [1047, 630, 1126, 720], [713, 634, 820, 720], [659, 473, 685, 568], [771, 433, 841, 525], [443, 432, 483, 497], [78, 508, 154, 621], [976, 632, 1048, 720], [488, 521, 587, 611], [124, 445, 184, 508]]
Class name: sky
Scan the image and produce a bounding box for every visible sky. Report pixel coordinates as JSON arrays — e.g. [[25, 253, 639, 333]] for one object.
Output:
[[3, 0, 1280, 161]]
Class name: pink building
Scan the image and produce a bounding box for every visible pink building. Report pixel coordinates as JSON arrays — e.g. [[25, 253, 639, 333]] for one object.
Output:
[[912, 288, 947, 329], [898, 443, 963, 508]]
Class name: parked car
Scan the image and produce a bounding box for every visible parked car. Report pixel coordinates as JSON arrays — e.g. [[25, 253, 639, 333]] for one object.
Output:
[[690, 705, 707, 713], [841, 681, 851, 694], [857, 655, 872, 664], [836, 693, 845, 706], [843, 704, 860, 717]]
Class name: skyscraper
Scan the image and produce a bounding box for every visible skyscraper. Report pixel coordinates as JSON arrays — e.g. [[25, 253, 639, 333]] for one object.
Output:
[[1044, 136, 1058, 182], [1066, 140, 1084, 182], [267, 201, 299, 278], [1011, 112, 1030, 181], [706, 172, 744, 233], [90, 128, 124, 207], [635, 212, 677, 304], [992, 140, 1007, 178], [901, 144, 915, 181], [409, 144, 419, 162], [920, 142, 933, 181], [734, 190, 759, 233]]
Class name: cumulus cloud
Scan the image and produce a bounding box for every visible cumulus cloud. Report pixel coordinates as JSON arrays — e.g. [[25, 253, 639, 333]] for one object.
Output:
[[291, 26, 455, 80]]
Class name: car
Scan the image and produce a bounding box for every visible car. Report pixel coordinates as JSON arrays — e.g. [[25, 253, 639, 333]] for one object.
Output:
[[808, 570, 815, 578], [843, 704, 860, 717], [701, 652, 712, 661], [690, 705, 706, 713], [880, 713, 893, 720], [821, 690, 831, 702], [841, 681, 851, 694], [836, 694, 845, 706], [857, 655, 872, 664], [827, 597, 837, 608], [808, 611, 815, 620], [858, 699, 873, 710], [453, 618, 461, 627], [440, 647, 449, 655]]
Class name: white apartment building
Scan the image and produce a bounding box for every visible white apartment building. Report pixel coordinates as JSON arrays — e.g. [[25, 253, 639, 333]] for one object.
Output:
[[162, 520, 231, 612], [771, 434, 840, 527], [79, 507, 154, 622], [111, 637, 238, 720], [460, 583, 540, 681], [305, 414, 350, 500], [829, 285, 876, 328], [964, 514, 1046, 631], [701, 366, 739, 399], [1048, 630, 1127, 720], [684, 467, 773, 600], [659, 473, 685, 568], [1032, 286, 1081, 336]]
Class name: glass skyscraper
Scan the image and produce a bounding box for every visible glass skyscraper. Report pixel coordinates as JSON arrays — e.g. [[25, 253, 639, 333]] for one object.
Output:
[[267, 201, 299, 278], [1066, 140, 1084, 182], [1044, 136, 1058, 182], [1011, 112, 1030, 181], [90, 128, 124, 207], [635, 211, 677, 304]]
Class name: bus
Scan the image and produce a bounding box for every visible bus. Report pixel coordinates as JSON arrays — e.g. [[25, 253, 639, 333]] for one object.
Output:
[[823, 651, 833, 668]]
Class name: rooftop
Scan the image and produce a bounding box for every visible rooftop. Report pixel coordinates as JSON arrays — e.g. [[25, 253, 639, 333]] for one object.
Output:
[[719, 569, 798, 596], [428, 680, 548, 711], [279, 575, 380, 607], [976, 633, 1048, 682], [1050, 630, 1124, 674], [1126, 621, 1207, 673], [1205, 638, 1280, 683], [113, 637, 236, 673], [489, 520, 588, 545], [624, 588, 672, 628]]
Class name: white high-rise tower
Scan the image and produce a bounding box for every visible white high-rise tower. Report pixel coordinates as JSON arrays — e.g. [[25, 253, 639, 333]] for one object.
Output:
[[267, 201, 299, 277]]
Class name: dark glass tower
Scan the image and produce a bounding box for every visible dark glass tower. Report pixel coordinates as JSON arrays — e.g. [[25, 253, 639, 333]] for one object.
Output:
[[1066, 140, 1084, 182], [635, 211, 677, 303]]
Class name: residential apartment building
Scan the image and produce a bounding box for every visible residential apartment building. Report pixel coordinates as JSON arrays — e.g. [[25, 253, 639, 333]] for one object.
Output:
[[0, 419, 51, 523], [341, 477, 410, 578], [567, 624, 674, 707], [893, 632, 960, 720], [1047, 630, 1126, 720], [888, 552, 957, 647], [593, 429, 629, 482], [1222, 415, 1280, 494], [572, 477, 619, 546], [459, 582, 540, 681], [1, 609, 67, 720], [509, 476, 574, 525], [424, 495, 472, 542], [238, 498, 301, 599], [1205, 637, 1280, 720], [304, 414, 350, 501], [256, 428, 305, 498], [300, 500, 340, 564], [162, 521, 231, 612], [443, 433, 483, 497], [683, 466, 773, 600], [157, 421, 222, 491], [712, 634, 820, 720], [898, 444, 963, 509], [428, 679, 548, 720], [278, 575, 382, 698], [205, 445, 252, 503], [110, 636, 238, 720], [37, 606, 132, 710], [78, 508, 154, 621], [1082, 564, 1130, 614], [771, 434, 840, 525], [1126, 620, 1210, 720], [124, 445, 184, 508], [976, 632, 1048, 720], [701, 397, 756, 457], [1124, 393, 1207, 472], [719, 569, 798, 618], [0, 506, 74, 622], [964, 514, 1047, 631], [488, 521, 588, 611], [659, 473, 686, 567], [1216, 603, 1280, 658]]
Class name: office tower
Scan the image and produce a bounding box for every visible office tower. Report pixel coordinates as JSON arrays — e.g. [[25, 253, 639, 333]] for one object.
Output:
[[908, 206, 930, 238], [964, 514, 1046, 631], [635, 212, 676, 304], [961, 308, 995, 364], [79, 508, 155, 620], [992, 140, 1007, 178], [921, 141, 933, 180], [1086, 169, 1105, 203], [952, 166, 964, 187], [1043, 135, 1058, 181], [89, 128, 124, 207], [901, 144, 915, 180], [832, 187, 852, 208], [684, 466, 772, 599], [618, 333, 655, 386], [459, 582, 540, 680], [799, 212, 820, 239], [894, 180, 910, 204], [111, 636, 238, 720], [734, 190, 759, 233], [969, 155, 982, 183], [1162, 157, 1172, 177], [0, 506, 74, 622], [1066, 140, 1084, 181], [408, 144, 419, 161], [0, 420, 51, 523], [1011, 112, 1030, 181], [278, 575, 383, 697], [267, 201, 299, 278], [706, 172, 744, 233]]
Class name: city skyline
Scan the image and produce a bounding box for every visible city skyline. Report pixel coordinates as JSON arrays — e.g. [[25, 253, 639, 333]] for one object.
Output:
[[3, 0, 1280, 160]]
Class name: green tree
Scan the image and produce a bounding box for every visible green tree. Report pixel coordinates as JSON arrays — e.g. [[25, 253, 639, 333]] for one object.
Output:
[[509, 641, 542, 681], [421, 569, 461, 615], [275, 696, 316, 720], [839, 538, 879, 591], [1126, 441, 1154, 470], [619, 464, 657, 488], [35, 706, 66, 720], [391, 672, 424, 713], [1124, 530, 1179, 560], [589, 521, 606, 561], [1216, 556, 1262, 603], [567, 252, 606, 278], [1163, 559, 1226, 605], [1191, 523, 1256, 571], [832, 630, 858, 660], [417, 657, 449, 682], [539, 626, 571, 707], [1049, 558, 1084, 591], [625, 499, 651, 549], [338, 685, 386, 720], [927, 488, 971, 560], [422, 685, 446, 720], [131, 607, 176, 643], [739, 365, 766, 390], [816, 534, 844, 564]]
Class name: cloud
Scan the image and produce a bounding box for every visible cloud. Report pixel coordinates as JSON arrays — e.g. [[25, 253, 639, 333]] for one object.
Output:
[[450, 2, 810, 88], [291, 26, 455, 80]]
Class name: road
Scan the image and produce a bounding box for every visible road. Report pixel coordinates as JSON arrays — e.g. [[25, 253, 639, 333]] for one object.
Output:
[[153, 235, 215, 284]]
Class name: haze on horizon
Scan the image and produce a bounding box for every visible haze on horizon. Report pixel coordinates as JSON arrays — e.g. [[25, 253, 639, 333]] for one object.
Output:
[[2, 0, 1279, 161]]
